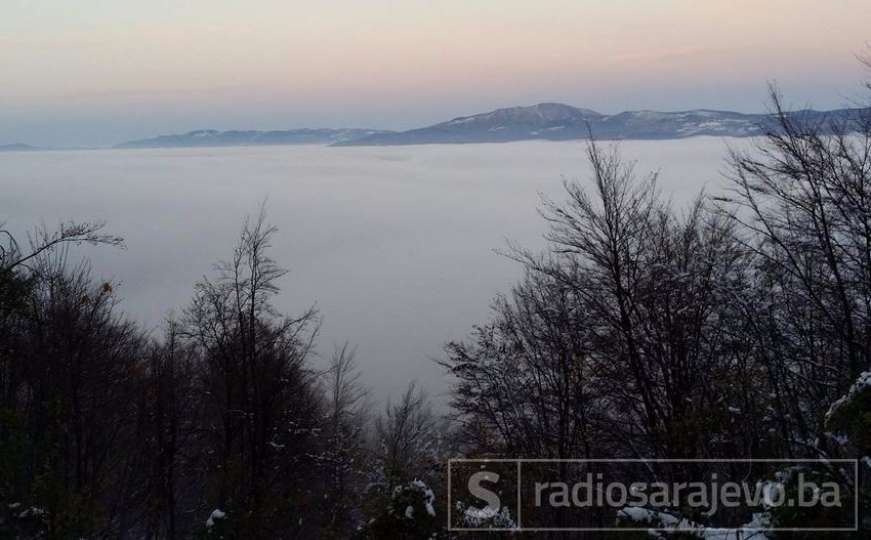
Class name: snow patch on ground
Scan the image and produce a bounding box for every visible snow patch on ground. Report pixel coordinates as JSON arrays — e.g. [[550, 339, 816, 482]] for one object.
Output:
[[412, 478, 436, 516], [826, 370, 871, 422], [206, 508, 226, 528], [617, 506, 772, 539]]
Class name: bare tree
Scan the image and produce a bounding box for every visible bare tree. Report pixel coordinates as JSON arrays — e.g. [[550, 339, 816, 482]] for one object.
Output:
[[0, 221, 123, 273], [321, 343, 369, 536], [721, 86, 871, 452], [182, 206, 322, 535], [372, 382, 438, 490], [135, 319, 198, 539], [1, 250, 148, 537], [443, 266, 598, 459]]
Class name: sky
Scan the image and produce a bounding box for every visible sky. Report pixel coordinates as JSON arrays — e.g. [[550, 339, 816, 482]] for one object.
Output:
[[2, 0, 870, 147]]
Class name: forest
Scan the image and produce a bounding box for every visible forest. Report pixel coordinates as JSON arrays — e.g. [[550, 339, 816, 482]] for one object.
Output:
[[2, 86, 871, 538]]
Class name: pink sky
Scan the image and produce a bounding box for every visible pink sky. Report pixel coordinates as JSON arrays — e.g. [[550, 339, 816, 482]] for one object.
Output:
[[2, 0, 869, 146]]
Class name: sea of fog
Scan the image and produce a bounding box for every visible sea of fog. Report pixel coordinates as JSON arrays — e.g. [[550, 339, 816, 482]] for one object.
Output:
[[0, 138, 747, 405]]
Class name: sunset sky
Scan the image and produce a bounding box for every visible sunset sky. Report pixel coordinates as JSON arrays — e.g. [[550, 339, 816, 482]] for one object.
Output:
[[2, 0, 870, 146]]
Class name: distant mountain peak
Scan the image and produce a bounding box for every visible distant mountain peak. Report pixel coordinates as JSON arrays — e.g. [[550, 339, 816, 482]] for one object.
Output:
[[337, 103, 870, 146], [531, 102, 602, 116], [441, 102, 601, 130]]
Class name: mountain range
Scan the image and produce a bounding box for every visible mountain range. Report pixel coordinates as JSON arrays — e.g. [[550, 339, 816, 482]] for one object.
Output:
[[0, 143, 40, 152], [7, 103, 866, 150], [115, 128, 393, 149], [337, 102, 869, 145]]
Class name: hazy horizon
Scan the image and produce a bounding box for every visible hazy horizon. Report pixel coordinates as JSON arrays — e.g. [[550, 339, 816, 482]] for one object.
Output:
[[3, 0, 870, 147]]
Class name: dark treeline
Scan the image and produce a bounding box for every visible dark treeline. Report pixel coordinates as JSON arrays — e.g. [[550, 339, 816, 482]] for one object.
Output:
[[0, 212, 444, 538], [2, 86, 871, 538], [441, 88, 871, 536]]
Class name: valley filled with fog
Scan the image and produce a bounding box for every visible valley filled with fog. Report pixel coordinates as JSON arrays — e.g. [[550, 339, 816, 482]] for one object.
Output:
[[0, 137, 742, 404]]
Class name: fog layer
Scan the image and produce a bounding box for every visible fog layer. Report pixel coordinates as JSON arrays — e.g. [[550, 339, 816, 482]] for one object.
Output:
[[0, 138, 738, 403]]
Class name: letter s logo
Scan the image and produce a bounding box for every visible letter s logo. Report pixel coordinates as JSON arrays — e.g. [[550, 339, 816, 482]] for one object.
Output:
[[468, 471, 501, 515]]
